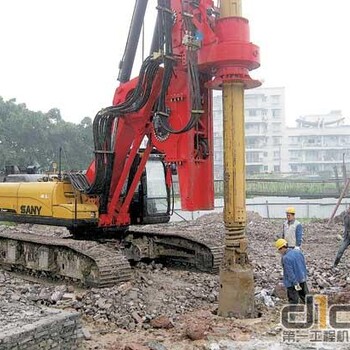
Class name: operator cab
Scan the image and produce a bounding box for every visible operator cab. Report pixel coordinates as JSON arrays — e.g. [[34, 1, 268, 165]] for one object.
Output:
[[129, 154, 171, 225]]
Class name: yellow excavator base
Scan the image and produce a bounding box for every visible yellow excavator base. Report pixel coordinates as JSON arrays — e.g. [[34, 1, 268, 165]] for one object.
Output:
[[0, 181, 98, 228]]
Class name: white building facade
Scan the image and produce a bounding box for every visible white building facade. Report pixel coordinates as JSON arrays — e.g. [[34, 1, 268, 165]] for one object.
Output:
[[213, 87, 349, 178], [287, 111, 350, 175]]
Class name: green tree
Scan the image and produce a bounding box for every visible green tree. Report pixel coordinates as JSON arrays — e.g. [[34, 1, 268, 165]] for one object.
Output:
[[0, 97, 94, 172]]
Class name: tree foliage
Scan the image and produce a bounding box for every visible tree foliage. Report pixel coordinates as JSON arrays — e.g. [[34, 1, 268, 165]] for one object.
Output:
[[0, 97, 94, 172]]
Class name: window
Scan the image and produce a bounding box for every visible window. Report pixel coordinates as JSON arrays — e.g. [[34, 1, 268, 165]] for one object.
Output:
[[271, 95, 280, 104], [289, 136, 299, 145], [246, 152, 260, 163], [214, 138, 222, 147], [245, 94, 258, 100], [248, 109, 257, 117], [272, 109, 281, 118], [273, 137, 281, 145], [273, 151, 280, 159], [272, 124, 281, 132], [213, 95, 222, 110], [145, 161, 169, 215], [214, 152, 223, 162]]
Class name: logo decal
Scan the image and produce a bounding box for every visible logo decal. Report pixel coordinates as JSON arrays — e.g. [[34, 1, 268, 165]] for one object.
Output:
[[20, 205, 42, 215]]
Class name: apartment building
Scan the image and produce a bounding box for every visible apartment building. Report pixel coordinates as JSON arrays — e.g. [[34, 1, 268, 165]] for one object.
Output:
[[213, 87, 287, 178], [213, 87, 349, 177], [287, 111, 350, 175]]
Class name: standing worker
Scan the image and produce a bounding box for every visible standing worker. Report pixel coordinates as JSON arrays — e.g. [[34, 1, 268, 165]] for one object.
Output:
[[275, 238, 309, 304], [282, 207, 303, 249], [334, 206, 350, 267]]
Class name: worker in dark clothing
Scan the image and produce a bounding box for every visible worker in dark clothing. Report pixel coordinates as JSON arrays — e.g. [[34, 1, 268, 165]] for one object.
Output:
[[275, 238, 309, 304], [334, 207, 350, 267]]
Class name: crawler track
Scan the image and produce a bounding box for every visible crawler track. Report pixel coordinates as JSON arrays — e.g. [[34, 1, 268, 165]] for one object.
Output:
[[123, 229, 223, 273], [0, 231, 132, 288], [0, 225, 222, 288]]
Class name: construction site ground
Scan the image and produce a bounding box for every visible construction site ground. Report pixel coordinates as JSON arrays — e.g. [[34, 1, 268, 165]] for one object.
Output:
[[1, 212, 350, 350]]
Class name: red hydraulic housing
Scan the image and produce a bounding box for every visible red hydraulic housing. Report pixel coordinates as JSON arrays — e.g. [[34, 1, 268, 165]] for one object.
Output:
[[152, 0, 260, 208], [199, 14, 260, 88]]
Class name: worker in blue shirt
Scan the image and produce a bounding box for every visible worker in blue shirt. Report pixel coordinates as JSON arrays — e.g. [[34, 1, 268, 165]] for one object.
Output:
[[282, 207, 303, 249], [275, 238, 309, 304]]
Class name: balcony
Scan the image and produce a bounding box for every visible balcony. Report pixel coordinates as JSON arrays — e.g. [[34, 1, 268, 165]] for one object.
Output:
[[288, 159, 342, 164], [246, 158, 264, 165], [246, 146, 267, 151]]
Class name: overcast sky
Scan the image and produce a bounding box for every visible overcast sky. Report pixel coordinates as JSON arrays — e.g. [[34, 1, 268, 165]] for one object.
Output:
[[0, 0, 349, 126]]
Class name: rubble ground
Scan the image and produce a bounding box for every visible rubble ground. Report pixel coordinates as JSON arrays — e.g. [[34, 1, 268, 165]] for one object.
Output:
[[1, 212, 350, 349]]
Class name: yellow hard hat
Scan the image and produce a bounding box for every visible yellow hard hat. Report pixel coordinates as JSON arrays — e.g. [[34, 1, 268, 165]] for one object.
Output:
[[275, 238, 288, 250], [286, 207, 296, 214]]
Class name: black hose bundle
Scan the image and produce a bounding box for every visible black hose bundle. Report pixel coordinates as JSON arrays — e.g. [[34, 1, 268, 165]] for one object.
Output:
[[154, 0, 203, 136], [68, 55, 163, 213]]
